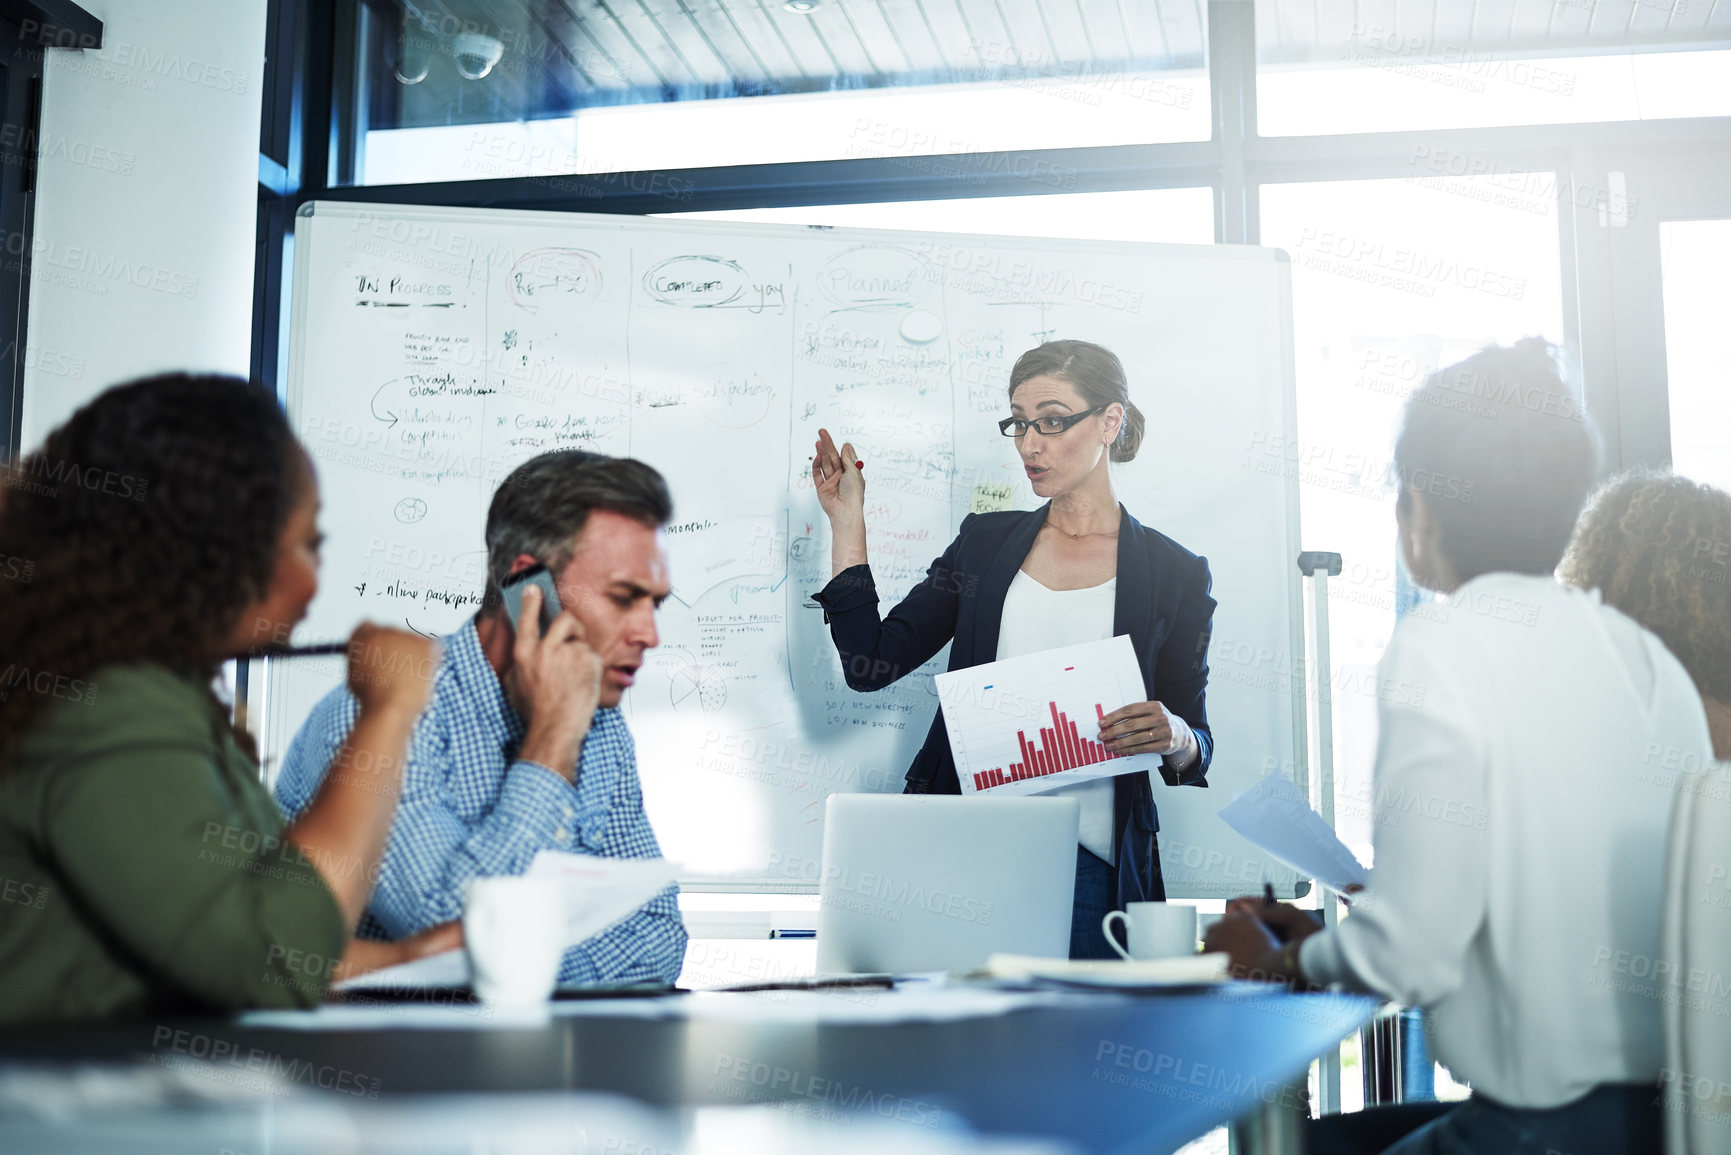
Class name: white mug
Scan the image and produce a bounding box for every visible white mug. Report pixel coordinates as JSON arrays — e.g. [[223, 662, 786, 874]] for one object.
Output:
[[1102, 901, 1198, 961], [463, 876, 565, 1005]]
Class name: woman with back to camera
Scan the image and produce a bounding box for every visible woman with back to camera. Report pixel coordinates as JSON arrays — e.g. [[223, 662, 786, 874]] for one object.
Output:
[[809, 339, 1216, 959], [1204, 341, 1710, 1154], [0, 374, 454, 1024]]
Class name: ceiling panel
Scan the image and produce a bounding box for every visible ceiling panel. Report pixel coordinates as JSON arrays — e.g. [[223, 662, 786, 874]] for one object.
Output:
[[839, 0, 917, 73], [1547, 0, 1596, 40], [1161, 0, 1208, 61], [381, 0, 1717, 130], [516, 1, 601, 89], [1315, 0, 1364, 53], [726, 0, 824, 79], [1257, 0, 1731, 59], [997, 0, 1064, 66], [1119, 0, 1175, 58], [914, 0, 977, 70], [794, 3, 882, 74], [873, 0, 951, 72], [1433, 0, 1478, 41], [678, 0, 775, 83], [953, 0, 1022, 64], [1472, 0, 1522, 39], [1655, 0, 1699, 33], [611, 0, 710, 85], [561, 1, 670, 89]]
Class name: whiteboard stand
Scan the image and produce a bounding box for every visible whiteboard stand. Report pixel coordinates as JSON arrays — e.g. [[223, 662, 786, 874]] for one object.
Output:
[[1298, 549, 1344, 1118]]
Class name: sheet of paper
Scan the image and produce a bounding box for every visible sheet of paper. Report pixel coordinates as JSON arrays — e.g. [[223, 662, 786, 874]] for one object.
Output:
[[1216, 775, 1369, 895], [526, 852, 679, 944], [334, 947, 470, 992], [240, 996, 505, 1031], [668, 986, 1085, 1024], [935, 635, 1157, 795], [984, 952, 1230, 987], [334, 856, 677, 992]]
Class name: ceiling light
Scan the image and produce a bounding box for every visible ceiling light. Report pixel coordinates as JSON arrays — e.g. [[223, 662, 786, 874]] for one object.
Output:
[[393, 33, 431, 85], [452, 31, 504, 81], [785, 0, 820, 13]]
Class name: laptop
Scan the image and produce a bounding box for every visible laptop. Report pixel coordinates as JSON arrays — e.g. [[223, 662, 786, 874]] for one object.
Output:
[[815, 793, 1080, 975]]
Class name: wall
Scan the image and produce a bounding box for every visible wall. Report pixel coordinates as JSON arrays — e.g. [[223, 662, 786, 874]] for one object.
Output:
[[20, 0, 268, 449]]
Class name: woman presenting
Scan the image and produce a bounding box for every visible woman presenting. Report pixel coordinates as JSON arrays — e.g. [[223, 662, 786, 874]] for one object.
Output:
[[810, 339, 1216, 959]]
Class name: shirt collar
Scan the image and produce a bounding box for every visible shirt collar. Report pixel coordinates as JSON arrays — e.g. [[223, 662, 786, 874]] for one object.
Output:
[[1445, 571, 1561, 603], [443, 618, 526, 749]]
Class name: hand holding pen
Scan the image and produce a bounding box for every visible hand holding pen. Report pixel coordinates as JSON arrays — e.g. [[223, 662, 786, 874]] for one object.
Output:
[[1222, 884, 1324, 944]]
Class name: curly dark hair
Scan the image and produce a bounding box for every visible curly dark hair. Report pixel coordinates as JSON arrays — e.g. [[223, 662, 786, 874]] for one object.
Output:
[[1559, 471, 1731, 703], [0, 374, 300, 757]]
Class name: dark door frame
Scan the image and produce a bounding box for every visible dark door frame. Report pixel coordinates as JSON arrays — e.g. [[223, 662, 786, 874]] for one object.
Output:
[[0, 0, 102, 461]]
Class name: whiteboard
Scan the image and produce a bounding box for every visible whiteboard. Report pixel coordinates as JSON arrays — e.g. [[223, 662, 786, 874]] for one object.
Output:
[[273, 201, 1305, 897]]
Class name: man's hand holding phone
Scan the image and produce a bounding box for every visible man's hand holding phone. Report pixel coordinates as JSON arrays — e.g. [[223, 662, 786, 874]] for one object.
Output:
[[512, 583, 604, 784]]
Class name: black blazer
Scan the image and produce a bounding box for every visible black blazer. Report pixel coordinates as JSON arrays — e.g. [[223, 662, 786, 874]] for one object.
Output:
[[812, 503, 1216, 907]]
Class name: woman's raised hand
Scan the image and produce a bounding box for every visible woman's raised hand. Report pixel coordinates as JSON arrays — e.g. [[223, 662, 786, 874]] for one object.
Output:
[[345, 623, 439, 720], [811, 428, 865, 525], [289, 623, 439, 931]]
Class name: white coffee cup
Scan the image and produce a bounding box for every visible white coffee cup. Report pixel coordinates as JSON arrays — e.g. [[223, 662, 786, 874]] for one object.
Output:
[[1102, 901, 1198, 961], [463, 876, 565, 1005]]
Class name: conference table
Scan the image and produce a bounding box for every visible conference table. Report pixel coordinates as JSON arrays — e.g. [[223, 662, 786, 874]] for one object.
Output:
[[0, 982, 1379, 1154]]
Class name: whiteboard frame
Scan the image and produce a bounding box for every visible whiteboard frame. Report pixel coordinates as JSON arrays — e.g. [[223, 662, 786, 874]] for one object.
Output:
[[275, 200, 1309, 898]]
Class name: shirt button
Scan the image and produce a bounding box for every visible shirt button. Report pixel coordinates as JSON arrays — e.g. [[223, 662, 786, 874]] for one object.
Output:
[[554, 827, 570, 841], [562, 805, 574, 820]]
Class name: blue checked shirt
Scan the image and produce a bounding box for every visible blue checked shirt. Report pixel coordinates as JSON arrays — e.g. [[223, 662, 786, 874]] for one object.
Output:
[[274, 621, 687, 984]]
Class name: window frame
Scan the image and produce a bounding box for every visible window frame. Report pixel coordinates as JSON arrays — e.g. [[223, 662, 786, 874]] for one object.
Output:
[[256, 1, 1730, 477]]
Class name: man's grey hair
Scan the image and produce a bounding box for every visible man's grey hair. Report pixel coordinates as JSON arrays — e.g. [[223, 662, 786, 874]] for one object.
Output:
[[482, 450, 672, 614]]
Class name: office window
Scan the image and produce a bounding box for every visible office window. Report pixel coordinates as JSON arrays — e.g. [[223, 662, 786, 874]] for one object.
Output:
[[1259, 176, 1565, 859], [1662, 218, 1731, 491], [350, 0, 1209, 187], [1255, 0, 1731, 136], [667, 186, 1216, 246]]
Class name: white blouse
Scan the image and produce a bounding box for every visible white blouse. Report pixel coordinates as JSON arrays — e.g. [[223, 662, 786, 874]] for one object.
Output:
[[995, 569, 1150, 863]]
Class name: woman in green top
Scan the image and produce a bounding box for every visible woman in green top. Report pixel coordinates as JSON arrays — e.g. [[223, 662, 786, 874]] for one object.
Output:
[[0, 374, 452, 1023]]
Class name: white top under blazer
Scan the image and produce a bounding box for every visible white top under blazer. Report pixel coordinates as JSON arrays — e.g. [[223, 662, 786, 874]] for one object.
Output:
[[1299, 573, 1713, 1108], [996, 569, 1161, 863]]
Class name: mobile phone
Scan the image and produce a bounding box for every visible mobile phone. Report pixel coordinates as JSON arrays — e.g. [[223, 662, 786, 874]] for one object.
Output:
[[501, 564, 561, 634]]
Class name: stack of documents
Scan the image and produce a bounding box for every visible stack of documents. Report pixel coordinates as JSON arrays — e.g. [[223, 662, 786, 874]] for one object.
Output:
[[983, 953, 1230, 989]]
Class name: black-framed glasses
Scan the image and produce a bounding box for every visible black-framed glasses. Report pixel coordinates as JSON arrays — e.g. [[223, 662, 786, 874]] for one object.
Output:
[[997, 406, 1108, 438]]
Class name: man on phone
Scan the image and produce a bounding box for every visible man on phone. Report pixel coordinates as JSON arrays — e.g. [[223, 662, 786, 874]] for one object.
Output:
[[276, 451, 687, 985]]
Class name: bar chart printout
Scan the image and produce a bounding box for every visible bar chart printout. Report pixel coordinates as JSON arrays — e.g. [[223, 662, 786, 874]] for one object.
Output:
[[971, 701, 1121, 791], [935, 635, 1162, 797]]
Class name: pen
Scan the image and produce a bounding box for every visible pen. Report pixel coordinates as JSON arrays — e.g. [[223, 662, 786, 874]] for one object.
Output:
[[246, 642, 352, 659]]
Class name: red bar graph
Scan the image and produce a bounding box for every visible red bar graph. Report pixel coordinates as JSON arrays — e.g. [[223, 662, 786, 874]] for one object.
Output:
[[970, 700, 1122, 792]]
